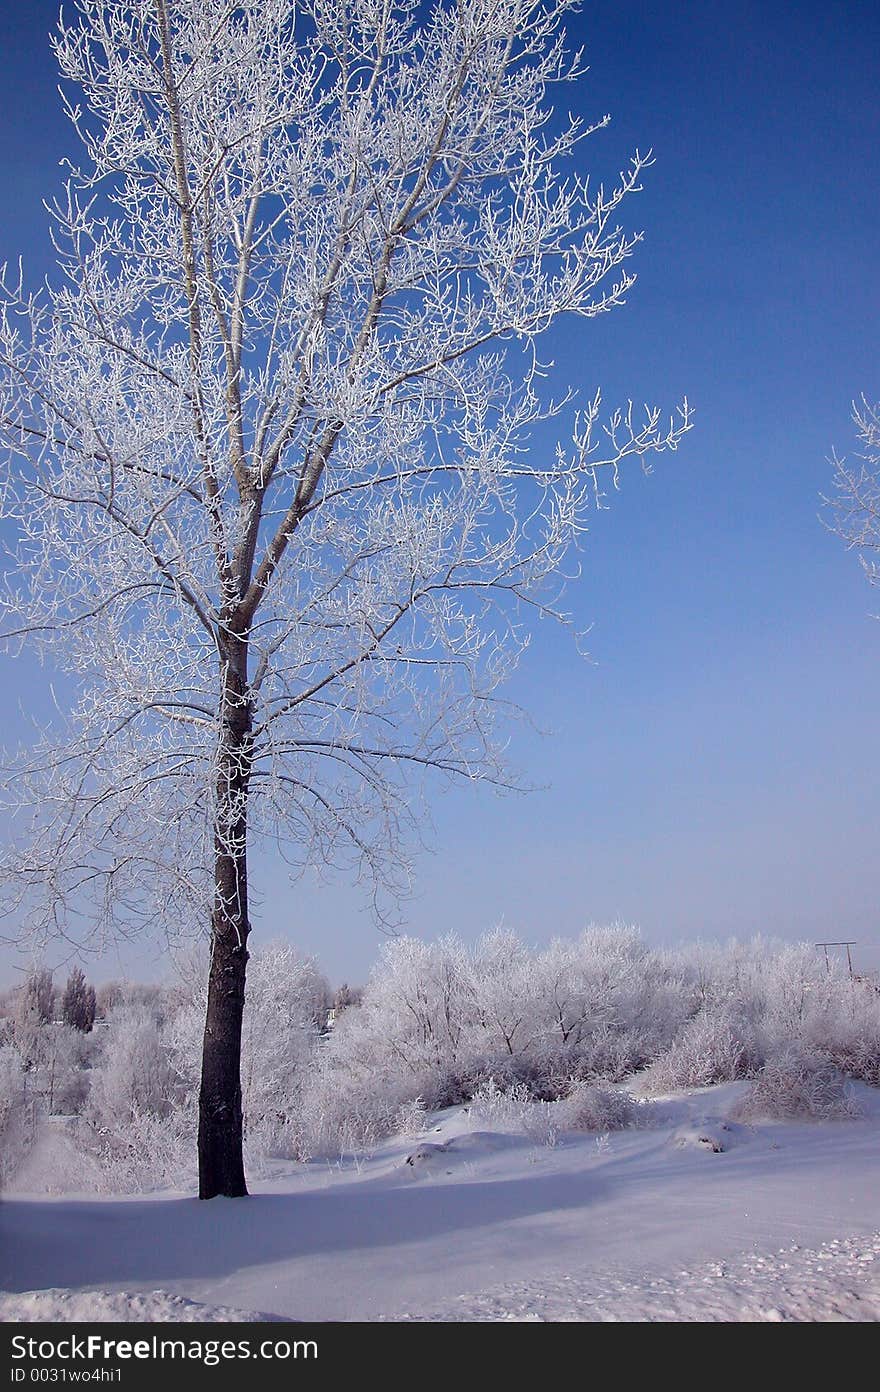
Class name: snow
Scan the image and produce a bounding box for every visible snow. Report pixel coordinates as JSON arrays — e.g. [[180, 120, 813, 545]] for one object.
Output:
[[0, 1289, 275, 1323], [2, 1082, 879, 1323]]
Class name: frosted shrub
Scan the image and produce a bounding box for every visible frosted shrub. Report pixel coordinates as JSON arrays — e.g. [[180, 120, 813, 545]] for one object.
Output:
[[87, 1104, 196, 1194], [558, 1081, 639, 1132], [466, 1078, 558, 1146], [469, 931, 543, 1060], [41, 1024, 94, 1115], [636, 1004, 763, 1095], [534, 926, 691, 1082], [69, 943, 329, 1189], [825, 1031, 880, 1087], [802, 979, 880, 1086], [296, 1054, 410, 1160], [353, 934, 474, 1083], [731, 1048, 860, 1122], [89, 1005, 180, 1124], [467, 1078, 533, 1129], [0, 1046, 33, 1188], [395, 1096, 428, 1139]]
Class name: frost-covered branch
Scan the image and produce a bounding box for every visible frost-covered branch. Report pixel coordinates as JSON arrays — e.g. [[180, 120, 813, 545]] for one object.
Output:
[[824, 395, 880, 600]]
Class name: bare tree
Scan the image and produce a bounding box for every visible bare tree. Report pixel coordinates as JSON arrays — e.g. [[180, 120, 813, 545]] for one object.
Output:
[[0, 0, 690, 1197], [825, 395, 880, 604]]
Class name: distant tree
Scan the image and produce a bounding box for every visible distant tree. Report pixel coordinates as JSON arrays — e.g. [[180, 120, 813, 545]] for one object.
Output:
[[333, 983, 363, 1015], [17, 968, 55, 1027], [0, 0, 690, 1197], [95, 982, 125, 1021], [61, 967, 97, 1033], [824, 395, 880, 603], [9, 968, 54, 1072]]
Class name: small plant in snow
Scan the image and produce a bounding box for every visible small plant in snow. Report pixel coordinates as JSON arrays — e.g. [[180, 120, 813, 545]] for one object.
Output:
[[467, 1078, 533, 1129], [559, 1082, 640, 1133], [394, 1097, 428, 1139], [465, 1078, 559, 1147]]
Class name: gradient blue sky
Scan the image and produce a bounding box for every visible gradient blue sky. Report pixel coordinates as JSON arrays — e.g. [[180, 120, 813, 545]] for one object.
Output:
[[0, 0, 877, 987]]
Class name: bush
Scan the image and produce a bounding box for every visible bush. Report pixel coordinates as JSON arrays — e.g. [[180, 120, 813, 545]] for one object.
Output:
[[731, 1048, 860, 1122], [84, 1104, 196, 1193], [0, 1047, 33, 1188], [168, 941, 329, 1171], [394, 1096, 428, 1139], [558, 1081, 640, 1132], [636, 1004, 763, 1095], [802, 979, 880, 1086], [465, 1079, 559, 1147], [89, 1005, 180, 1124]]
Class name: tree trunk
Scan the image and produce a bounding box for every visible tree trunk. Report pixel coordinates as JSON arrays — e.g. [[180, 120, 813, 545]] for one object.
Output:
[[198, 631, 252, 1199]]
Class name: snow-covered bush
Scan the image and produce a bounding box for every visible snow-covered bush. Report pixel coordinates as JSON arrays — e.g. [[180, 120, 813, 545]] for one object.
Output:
[[87, 1104, 197, 1194], [657, 940, 880, 1090], [394, 1096, 428, 1139], [731, 1048, 860, 1122], [801, 979, 880, 1086], [466, 1078, 533, 1129], [533, 926, 692, 1083], [558, 1081, 640, 1132], [295, 1044, 412, 1162], [89, 1005, 180, 1124], [0, 1046, 33, 1188], [40, 1024, 94, 1114], [81, 943, 327, 1189], [82, 1001, 188, 1191], [635, 1004, 763, 1096], [465, 1078, 559, 1146]]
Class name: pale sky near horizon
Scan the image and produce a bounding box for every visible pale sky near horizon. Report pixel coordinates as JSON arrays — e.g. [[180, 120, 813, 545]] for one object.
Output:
[[0, 0, 877, 990]]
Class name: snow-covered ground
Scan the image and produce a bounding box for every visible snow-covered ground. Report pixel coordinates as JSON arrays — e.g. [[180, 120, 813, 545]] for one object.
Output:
[[2, 1082, 879, 1322]]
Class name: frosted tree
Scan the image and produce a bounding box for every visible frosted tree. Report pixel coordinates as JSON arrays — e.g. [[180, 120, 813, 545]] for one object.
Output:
[[61, 967, 97, 1033], [16, 969, 56, 1029], [825, 396, 880, 603], [0, 0, 690, 1196], [11, 969, 55, 1073]]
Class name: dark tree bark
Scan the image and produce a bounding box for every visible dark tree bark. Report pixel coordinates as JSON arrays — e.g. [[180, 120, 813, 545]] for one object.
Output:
[[198, 629, 252, 1199]]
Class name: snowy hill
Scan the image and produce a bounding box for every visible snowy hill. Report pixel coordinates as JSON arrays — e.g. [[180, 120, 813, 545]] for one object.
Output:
[[2, 1082, 879, 1322]]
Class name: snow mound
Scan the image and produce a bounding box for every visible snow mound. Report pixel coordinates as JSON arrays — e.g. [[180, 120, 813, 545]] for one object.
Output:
[[446, 1131, 523, 1154], [404, 1142, 449, 1170], [672, 1116, 738, 1153], [404, 1130, 523, 1172], [0, 1288, 270, 1323]]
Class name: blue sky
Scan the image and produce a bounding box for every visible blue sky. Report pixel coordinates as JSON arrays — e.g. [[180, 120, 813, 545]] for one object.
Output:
[[0, 0, 877, 987]]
